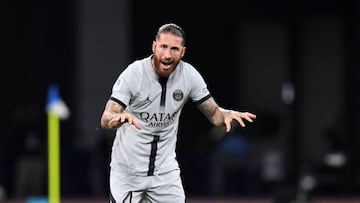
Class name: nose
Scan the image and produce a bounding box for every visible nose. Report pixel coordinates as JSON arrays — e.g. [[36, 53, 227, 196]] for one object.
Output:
[[163, 48, 172, 59]]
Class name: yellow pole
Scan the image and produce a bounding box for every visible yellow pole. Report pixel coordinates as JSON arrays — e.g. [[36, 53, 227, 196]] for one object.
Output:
[[48, 112, 60, 203]]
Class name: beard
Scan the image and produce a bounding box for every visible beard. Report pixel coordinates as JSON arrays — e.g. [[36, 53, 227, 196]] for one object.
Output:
[[152, 55, 179, 78]]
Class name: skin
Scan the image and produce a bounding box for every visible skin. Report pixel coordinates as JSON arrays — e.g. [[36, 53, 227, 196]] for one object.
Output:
[[100, 32, 256, 132], [151, 32, 185, 78]]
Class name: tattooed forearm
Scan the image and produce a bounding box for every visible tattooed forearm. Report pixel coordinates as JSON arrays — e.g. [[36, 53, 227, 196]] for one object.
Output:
[[197, 97, 223, 125], [106, 100, 122, 113], [101, 100, 124, 129]]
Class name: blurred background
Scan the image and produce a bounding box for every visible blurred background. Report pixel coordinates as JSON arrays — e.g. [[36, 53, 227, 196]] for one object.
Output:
[[2, 0, 360, 202]]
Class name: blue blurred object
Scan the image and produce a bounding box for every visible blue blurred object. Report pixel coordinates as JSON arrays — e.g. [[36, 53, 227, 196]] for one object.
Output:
[[47, 84, 60, 107], [26, 196, 48, 203], [215, 132, 249, 157], [46, 84, 70, 119]]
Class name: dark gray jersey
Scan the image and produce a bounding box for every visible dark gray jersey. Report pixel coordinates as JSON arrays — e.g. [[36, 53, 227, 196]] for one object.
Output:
[[109, 55, 211, 176]]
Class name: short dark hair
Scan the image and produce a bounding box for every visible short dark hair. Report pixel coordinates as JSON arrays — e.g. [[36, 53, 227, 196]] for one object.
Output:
[[156, 23, 185, 46]]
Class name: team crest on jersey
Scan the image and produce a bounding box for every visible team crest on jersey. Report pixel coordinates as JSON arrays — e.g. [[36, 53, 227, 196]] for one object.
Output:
[[173, 89, 183, 101]]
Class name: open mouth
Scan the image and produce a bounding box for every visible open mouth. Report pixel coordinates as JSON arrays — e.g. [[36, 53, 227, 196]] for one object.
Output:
[[161, 61, 172, 70]]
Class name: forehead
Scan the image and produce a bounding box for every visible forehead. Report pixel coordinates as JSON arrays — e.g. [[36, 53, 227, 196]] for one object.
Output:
[[156, 33, 184, 46]]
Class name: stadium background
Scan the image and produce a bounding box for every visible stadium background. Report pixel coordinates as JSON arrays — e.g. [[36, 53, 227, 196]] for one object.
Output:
[[2, 0, 360, 202]]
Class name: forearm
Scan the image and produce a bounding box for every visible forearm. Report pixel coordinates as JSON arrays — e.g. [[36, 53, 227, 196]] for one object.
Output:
[[100, 100, 123, 130], [101, 111, 118, 130], [197, 97, 256, 132], [101, 99, 141, 130], [197, 97, 224, 126], [212, 107, 231, 126]]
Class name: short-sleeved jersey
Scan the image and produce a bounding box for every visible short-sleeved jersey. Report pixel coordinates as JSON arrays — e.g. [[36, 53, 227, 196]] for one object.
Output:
[[109, 55, 211, 176]]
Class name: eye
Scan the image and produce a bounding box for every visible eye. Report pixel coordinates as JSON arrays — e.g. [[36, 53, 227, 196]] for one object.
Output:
[[171, 47, 180, 52]]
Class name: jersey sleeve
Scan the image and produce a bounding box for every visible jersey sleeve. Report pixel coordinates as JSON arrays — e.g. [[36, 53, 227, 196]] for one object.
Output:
[[110, 65, 135, 108], [188, 65, 211, 104]]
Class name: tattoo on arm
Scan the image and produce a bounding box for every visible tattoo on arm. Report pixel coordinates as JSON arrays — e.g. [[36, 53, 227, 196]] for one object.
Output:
[[101, 100, 124, 129], [106, 100, 122, 114], [197, 97, 220, 124]]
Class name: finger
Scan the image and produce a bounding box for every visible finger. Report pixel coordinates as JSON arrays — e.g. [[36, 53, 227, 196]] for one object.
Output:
[[225, 120, 232, 132], [133, 120, 142, 130], [235, 117, 246, 127], [127, 117, 133, 125], [109, 119, 120, 128], [243, 115, 254, 123], [109, 115, 118, 124], [125, 115, 141, 130], [241, 112, 256, 122], [120, 115, 127, 123], [246, 112, 257, 119]]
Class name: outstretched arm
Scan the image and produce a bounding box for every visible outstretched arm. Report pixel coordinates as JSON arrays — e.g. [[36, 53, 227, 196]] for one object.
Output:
[[197, 97, 256, 132], [100, 99, 141, 130]]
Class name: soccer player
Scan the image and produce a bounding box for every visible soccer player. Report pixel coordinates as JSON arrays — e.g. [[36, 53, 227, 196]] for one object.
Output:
[[100, 23, 256, 203]]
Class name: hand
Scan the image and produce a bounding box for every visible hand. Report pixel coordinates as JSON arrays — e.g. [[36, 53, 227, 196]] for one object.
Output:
[[109, 112, 142, 130], [224, 111, 256, 132]]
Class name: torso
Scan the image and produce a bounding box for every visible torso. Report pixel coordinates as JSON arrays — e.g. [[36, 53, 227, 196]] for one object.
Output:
[[110, 55, 210, 176]]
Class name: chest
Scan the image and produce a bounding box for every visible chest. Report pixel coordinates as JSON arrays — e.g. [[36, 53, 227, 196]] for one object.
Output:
[[129, 78, 188, 113]]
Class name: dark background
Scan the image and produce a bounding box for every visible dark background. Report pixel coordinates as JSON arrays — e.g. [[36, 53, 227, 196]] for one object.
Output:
[[2, 0, 360, 201]]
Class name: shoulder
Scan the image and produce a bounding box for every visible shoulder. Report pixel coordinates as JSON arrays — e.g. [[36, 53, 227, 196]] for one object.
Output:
[[179, 60, 201, 75], [177, 60, 205, 80], [127, 57, 149, 71], [121, 56, 151, 78]]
